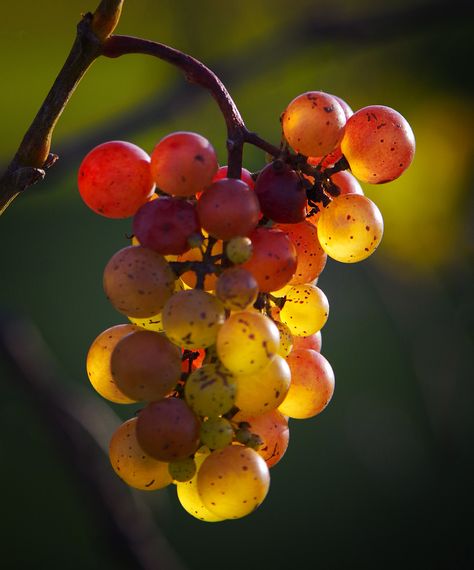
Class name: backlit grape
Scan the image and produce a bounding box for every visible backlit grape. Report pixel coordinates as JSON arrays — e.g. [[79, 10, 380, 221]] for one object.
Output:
[[185, 363, 237, 418], [215, 267, 259, 311], [200, 417, 234, 450], [280, 284, 329, 336]]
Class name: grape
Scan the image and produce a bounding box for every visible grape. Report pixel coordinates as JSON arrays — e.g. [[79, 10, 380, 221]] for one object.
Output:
[[215, 267, 259, 311], [254, 162, 307, 223], [277, 221, 327, 285], [279, 349, 335, 419], [341, 105, 415, 183], [136, 398, 201, 461], [109, 418, 172, 490], [274, 321, 293, 357], [280, 284, 329, 336], [282, 91, 346, 157], [110, 329, 181, 402], [293, 330, 322, 352], [178, 239, 223, 291], [197, 445, 270, 519], [234, 354, 291, 416], [169, 457, 197, 483], [216, 311, 280, 375], [78, 141, 154, 218], [163, 289, 225, 348], [242, 227, 297, 292], [133, 196, 200, 255], [103, 246, 176, 318], [150, 131, 218, 197], [177, 450, 226, 522], [128, 313, 164, 332], [213, 165, 255, 189], [330, 171, 364, 196], [226, 236, 253, 264], [200, 417, 234, 450], [197, 179, 260, 240], [86, 324, 139, 404], [233, 409, 289, 468], [184, 363, 237, 418], [317, 194, 384, 263]]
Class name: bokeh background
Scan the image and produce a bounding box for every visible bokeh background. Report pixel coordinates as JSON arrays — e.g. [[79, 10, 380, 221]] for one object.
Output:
[[0, 0, 473, 568]]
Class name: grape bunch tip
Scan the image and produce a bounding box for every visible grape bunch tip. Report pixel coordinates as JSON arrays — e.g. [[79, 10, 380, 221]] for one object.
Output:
[[80, 91, 415, 522]]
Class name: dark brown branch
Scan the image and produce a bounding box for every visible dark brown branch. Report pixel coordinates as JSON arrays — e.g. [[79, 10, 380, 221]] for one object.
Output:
[[0, 0, 123, 214], [0, 311, 185, 570]]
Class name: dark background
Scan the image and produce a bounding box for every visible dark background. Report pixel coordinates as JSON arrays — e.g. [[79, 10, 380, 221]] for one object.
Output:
[[0, 0, 473, 568]]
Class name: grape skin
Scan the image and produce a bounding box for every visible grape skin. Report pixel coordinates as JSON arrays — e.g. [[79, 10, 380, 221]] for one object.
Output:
[[200, 418, 234, 450], [109, 418, 172, 491], [317, 194, 384, 263], [185, 363, 237, 418], [197, 445, 270, 519], [280, 284, 329, 337], [215, 267, 259, 311]]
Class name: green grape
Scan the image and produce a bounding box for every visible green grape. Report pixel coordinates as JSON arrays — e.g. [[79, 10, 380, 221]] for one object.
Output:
[[216, 311, 280, 375], [234, 355, 291, 416], [109, 418, 172, 491], [163, 289, 225, 349], [226, 236, 253, 264], [200, 417, 234, 449], [215, 267, 259, 311], [185, 363, 237, 418], [275, 321, 293, 357], [317, 194, 384, 263], [169, 457, 197, 483], [279, 284, 329, 336], [176, 450, 226, 522], [197, 445, 270, 519]]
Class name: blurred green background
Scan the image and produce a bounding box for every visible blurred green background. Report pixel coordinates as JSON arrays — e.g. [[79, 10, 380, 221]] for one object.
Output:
[[1, 0, 473, 568]]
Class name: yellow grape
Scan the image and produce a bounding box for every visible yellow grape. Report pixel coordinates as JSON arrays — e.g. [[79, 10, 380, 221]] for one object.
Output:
[[185, 363, 237, 418], [279, 284, 329, 336], [279, 349, 335, 419], [163, 289, 225, 349], [197, 445, 270, 519], [128, 313, 164, 332], [177, 450, 226, 522], [274, 321, 293, 357], [317, 194, 384, 263], [216, 311, 280, 375], [234, 355, 291, 416], [86, 324, 138, 404], [200, 417, 234, 450], [109, 418, 172, 491]]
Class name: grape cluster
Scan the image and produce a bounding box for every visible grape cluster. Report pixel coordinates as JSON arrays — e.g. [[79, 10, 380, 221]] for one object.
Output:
[[81, 90, 415, 521]]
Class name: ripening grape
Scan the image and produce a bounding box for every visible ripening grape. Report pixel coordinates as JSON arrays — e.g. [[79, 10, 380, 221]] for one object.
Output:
[[282, 91, 346, 157], [197, 179, 260, 240], [280, 284, 329, 336], [242, 227, 297, 292], [78, 141, 154, 218], [128, 313, 164, 332], [177, 449, 226, 522], [330, 171, 364, 196], [216, 311, 280, 375], [274, 321, 293, 357], [341, 105, 415, 183], [163, 289, 225, 348], [215, 267, 259, 311], [136, 398, 201, 461], [184, 363, 237, 418], [200, 417, 234, 450], [86, 324, 139, 404], [197, 445, 270, 519], [254, 162, 307, 223], [103, 246, 176, 318], [277, 221, 327, 285], [133, 196, 200, 255], [226, 236, 253, 264], [213, 165, 255, 189], [279, 349, 335, 419], [169, 457, 197, 483], [233, 409, 289, 468], [234, 354, 291, 416], [178, 239, 223, 291], [110, 329, 181, 402], [150, 132, 218, 197], [317, 194, 384, 263], [293, 330, 322, 352], [109, 418, 172, 491]]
